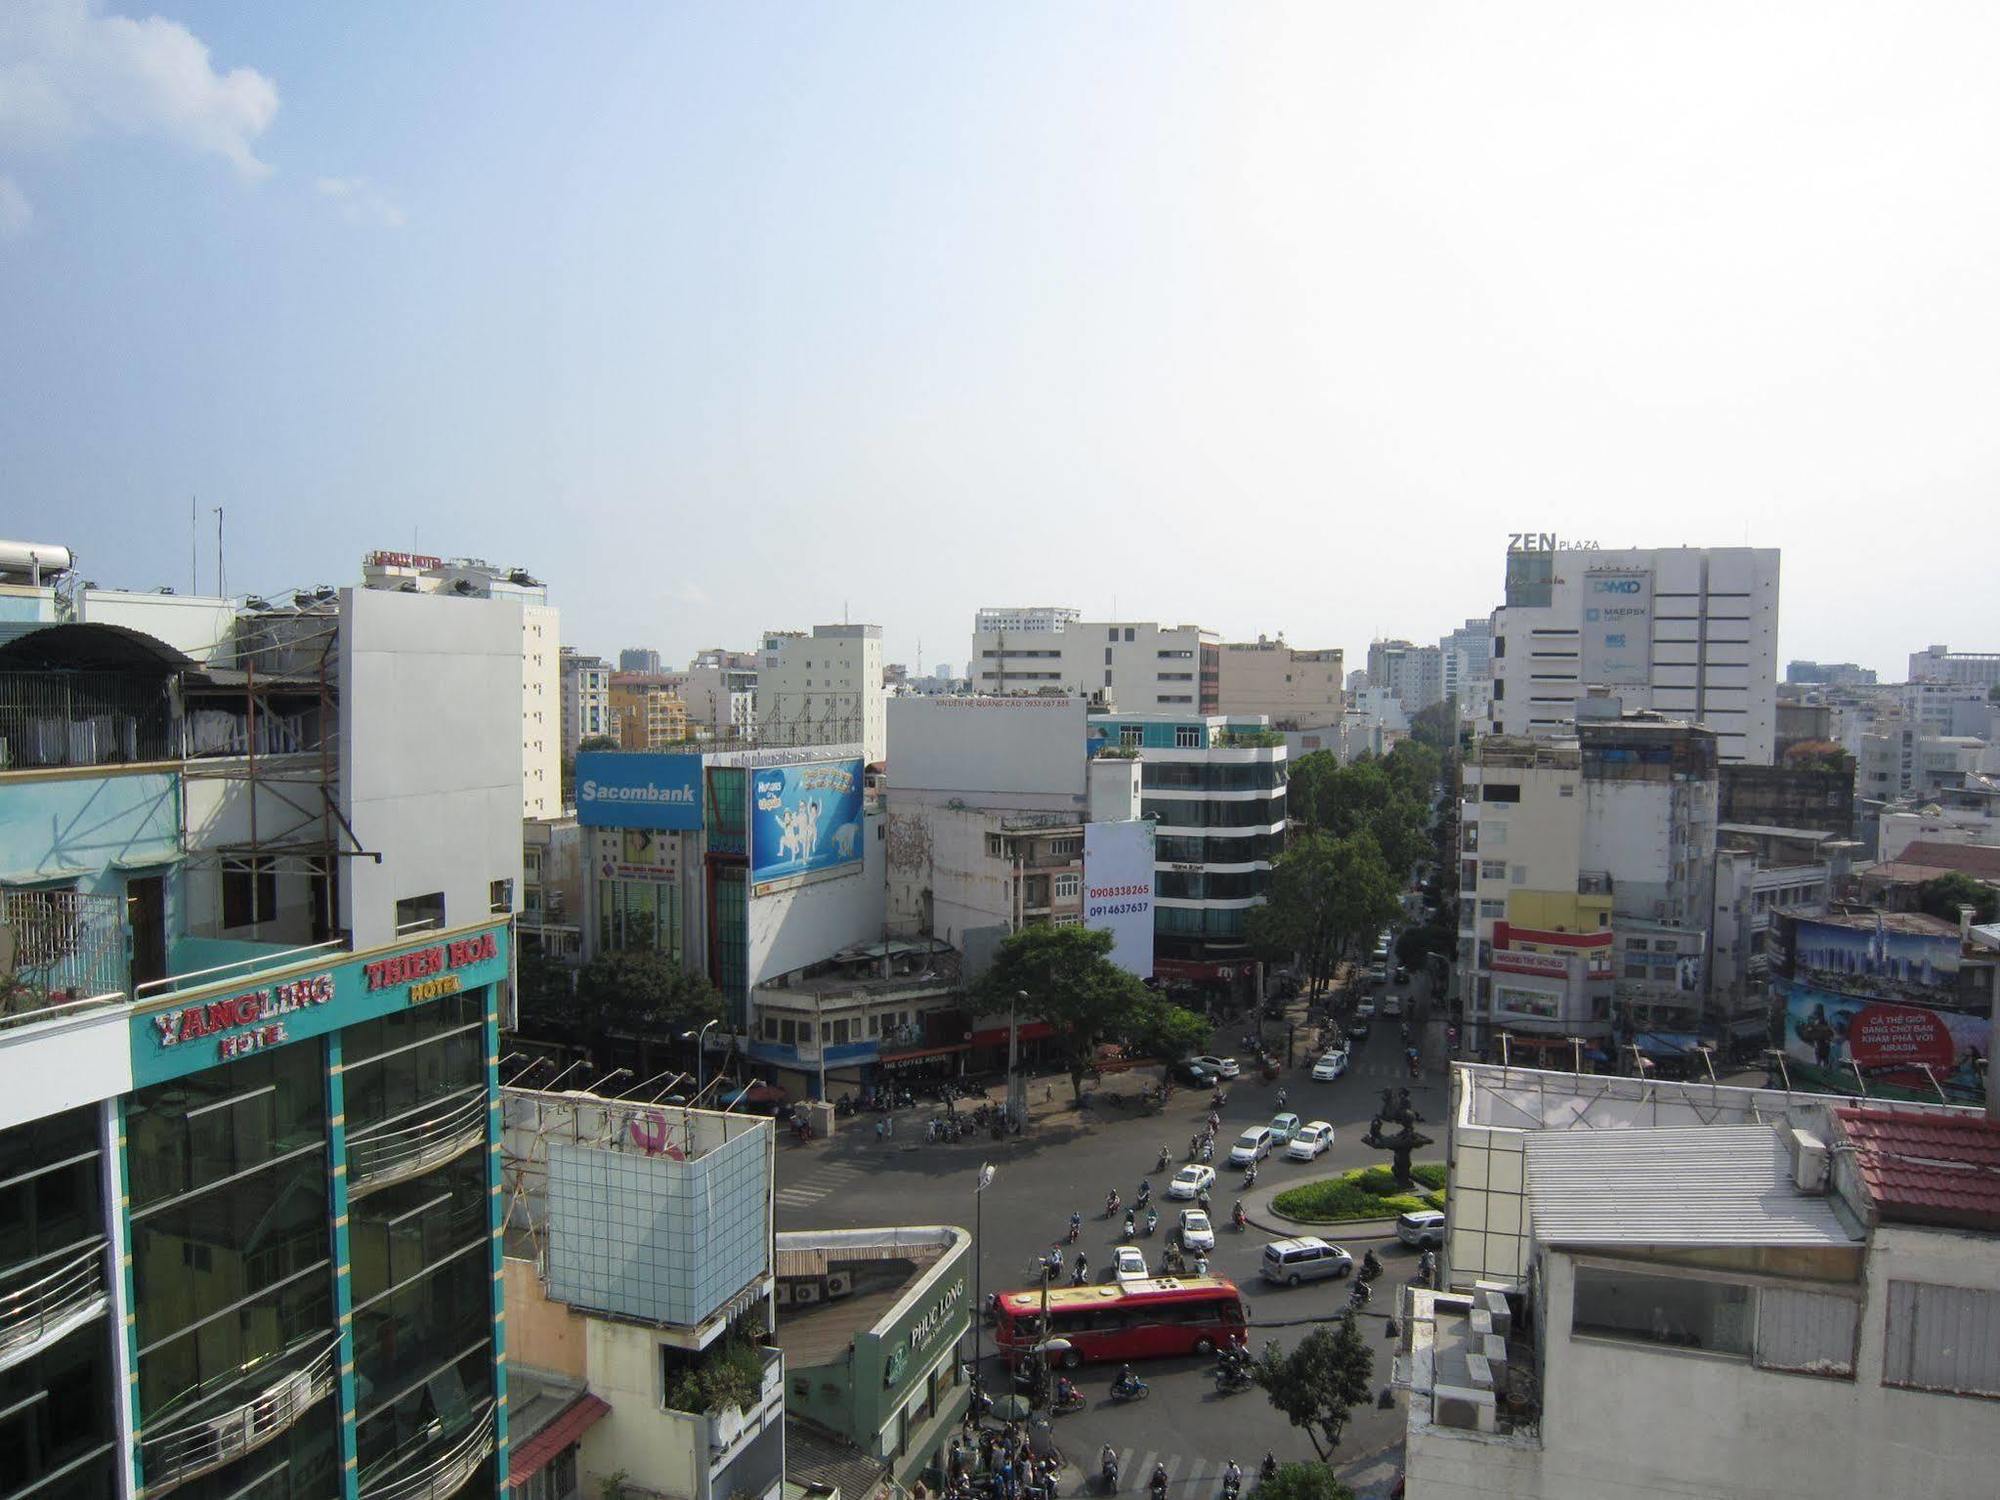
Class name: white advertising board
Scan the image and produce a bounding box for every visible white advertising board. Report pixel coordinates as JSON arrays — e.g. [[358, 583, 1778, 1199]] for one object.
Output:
[[1084, 819, 1154, 979], [1580, 568, 1653, 686]]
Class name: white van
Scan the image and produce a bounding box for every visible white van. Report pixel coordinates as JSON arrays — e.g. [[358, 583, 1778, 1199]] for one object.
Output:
[[1228, 1127, 1275, 1167], [1260, 1237, 1354, 1287]]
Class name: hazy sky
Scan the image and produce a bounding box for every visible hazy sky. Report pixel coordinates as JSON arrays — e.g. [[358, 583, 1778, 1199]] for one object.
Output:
[[5, 2, 1997, 678]]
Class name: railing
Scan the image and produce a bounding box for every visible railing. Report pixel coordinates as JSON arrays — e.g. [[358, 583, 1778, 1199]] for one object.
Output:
[[348, 1090, 489, 1198], [1, 887, 128, 1021], [140, 1338, 338, 1496], [0, 1242, 108, 1373], [133, 937, 349, 999], [358, 1401, 495, 1500], [0, 670, 176, 768], [0, 984, 126, 1036]]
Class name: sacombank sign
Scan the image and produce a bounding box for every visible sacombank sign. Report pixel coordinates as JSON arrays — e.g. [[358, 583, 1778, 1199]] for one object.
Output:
[[575, 750, 704, 830]]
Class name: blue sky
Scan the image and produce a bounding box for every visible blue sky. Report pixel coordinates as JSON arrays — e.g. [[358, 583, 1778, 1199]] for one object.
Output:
[[5, 2, 1999, 677]]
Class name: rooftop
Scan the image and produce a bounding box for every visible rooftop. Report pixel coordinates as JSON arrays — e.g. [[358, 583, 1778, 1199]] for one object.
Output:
[[784, 1416, 888, 1500], [1525, 1126, 1857, 1248], [1834, 1107, 2000, 1232], [772, 1227, 966, 1368], [1888, 840, 2000, 881]]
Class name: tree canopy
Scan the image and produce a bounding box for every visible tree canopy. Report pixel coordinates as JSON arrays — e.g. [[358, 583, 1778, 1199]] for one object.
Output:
[[1252, 1463, 1356, 1500], [1917, 872, 1999, 926], [1251, 1318, 1376, 1462], [577, 948, 725, 1052], [1286, 750, 1435, 878], [974, 924, 1156, 1099], [1247, 830, 1403, 996], [1409, 697, 1458, 754]]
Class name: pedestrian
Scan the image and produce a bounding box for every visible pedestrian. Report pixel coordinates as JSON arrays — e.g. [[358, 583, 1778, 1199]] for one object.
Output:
[[876, 1118, 886, 1143], [886, 1111, 895, 1137]]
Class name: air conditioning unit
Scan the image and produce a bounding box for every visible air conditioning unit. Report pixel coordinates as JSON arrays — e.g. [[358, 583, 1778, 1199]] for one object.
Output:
[[792, 1281, 821, 1305], [774, 1282, 794, 1306], [825, 1272, 853, 1298]]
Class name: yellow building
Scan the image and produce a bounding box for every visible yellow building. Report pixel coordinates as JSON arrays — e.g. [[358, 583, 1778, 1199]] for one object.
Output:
[[610, 677, 692, 748]]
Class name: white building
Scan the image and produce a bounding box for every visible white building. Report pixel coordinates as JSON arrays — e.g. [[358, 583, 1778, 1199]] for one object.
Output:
[[1908, 643, 2000, 689], [682, 651, 759, 743], [756, 624, 887, 765], [1213, 637, 1345, 727], [360, 551, 560, 817], [974, 605, 1080, 634], [1368, 639, 1445, 713], [1441, 617, 1494, 702], [560, 647, 614, 758], [970, 618, 1219, 713], [1491, 543, 1781, 764], [1402, 1063, 2000, 1500]]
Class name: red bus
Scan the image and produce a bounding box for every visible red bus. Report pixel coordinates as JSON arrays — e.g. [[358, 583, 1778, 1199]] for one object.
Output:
[[993, 1277, 1248, 1368]]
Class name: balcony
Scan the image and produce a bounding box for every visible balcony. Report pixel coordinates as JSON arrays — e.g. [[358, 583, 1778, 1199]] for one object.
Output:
[[0, 887, 127, 1032], [359, 1400, 496, 1500], [0, 1242, 109, 1375], [1577, 871, 1614, 896], [348, 1089, 489, 1199], [140, 1337, 339, 1497]]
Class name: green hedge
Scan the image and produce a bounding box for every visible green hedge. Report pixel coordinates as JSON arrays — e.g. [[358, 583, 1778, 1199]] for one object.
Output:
[[1271, 1164, 1447, 1223]]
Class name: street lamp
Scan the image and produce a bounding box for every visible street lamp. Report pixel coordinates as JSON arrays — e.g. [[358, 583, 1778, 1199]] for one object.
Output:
[[683, 1018, 721, 1093]]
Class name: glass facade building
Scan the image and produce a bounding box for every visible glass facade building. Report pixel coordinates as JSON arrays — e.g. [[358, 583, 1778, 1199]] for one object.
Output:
[[0, 919, 512, 1500]]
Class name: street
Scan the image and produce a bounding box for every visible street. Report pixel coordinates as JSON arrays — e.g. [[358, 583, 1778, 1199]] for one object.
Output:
[[773, 979, 1445, 1499]]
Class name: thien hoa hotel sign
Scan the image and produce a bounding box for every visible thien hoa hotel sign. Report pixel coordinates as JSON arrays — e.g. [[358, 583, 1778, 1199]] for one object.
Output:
[[365, 931, 500, 1002], [153, 974, 335, 1060]]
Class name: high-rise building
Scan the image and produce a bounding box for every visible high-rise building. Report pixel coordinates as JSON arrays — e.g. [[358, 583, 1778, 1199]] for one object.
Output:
[[1490, 543, 1780, 763], [970, 617, 1221, 713], [0, 584, 523, 1500], [1087, 712, 1286, 996], [683, 647, 759, 743], [754, 624, 886, 764], [609, 674, 692, 748], [1441, 617, 1494, 703], [1458, 709, 1718, 1055], [1787, 659, 1877, 686], [560, 648, 614, 758], [1367, 639, 1444, 713], [1908, 643, 2000, 688], [360, 550, 560, 817], [618, 646, 663, 674], [1212, 637, 1345, 726]]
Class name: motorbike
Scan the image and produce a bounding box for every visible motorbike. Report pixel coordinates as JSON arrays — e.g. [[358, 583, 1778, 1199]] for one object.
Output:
[[1231, 1202, 1247, 1230], [834, 1094, 855, 1118], [1123, 1212, 1136, 1240], [1148, 1466, 1169, 1500], [1359, 1251, 1382, 1282], [1136, 1181, 1153, 1210], [1114, 1377, 1152, 1405], [1211, 1359, 1253, 1394], [1260, 1456, 1278, 1484], [1105, 1191, 1122, 1218], [1157, 1147, 1172, 1173], [1053, 1384, 1086, 1415], [1102, 1455, 1121, 1494], [1241, 1165, 1257, 1190], [1071, 1258, 1091, 1286], [1198, 1140, 1214, 1164], [1347, 1279, 1372, 1310], [1221, 1470, 1242, 1500], [1144, 1208, 1159, 1237], [1067, 1216, 1082, 1244]]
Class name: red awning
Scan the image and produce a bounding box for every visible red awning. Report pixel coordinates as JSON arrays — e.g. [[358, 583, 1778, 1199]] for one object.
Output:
[[879, 1043, 972, 1063], [970, 1020, 1055, 1046], [508, 1393, 610, 1486]]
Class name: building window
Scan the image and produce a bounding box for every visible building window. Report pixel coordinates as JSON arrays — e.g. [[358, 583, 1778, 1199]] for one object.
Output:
[[986, 834, 1007, 859], [489, 879, 514, 914], [1053, 873, 1080, 899], [1573, 1264, 1750, 1357], [1174, 726, 1201, 748], [1124, 628, 1135, 642], [1480, 783, 1521, 803], [1120, 726, 1143, 748], [221, 856, 278, 928], [1479, 860, 1506, 881], [1047, 837, 1081, 856], [1108, 627, 1118, 641], [1052, 914, 1081, 927]]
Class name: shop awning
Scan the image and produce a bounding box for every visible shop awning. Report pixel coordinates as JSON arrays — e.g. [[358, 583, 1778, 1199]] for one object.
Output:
[[1632, 1032, 1705, 1055], [507, 1393, 610, 1486], [971, 1020, 1055, 1046]]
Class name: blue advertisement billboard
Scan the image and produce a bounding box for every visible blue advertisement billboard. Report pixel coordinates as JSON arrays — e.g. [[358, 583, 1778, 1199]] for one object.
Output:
[[576, 751, 704, 830], [749, 757, 865, 894]]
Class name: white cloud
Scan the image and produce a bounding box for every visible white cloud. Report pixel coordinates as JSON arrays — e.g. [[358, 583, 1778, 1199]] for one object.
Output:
[[316, 175, 405, 229], [0, 175, 30, 238], [0, 0, 278, 176]]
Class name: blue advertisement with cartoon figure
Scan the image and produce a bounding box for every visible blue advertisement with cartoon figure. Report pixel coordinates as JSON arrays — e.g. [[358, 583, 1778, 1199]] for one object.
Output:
[[748, 757, 865, 893]]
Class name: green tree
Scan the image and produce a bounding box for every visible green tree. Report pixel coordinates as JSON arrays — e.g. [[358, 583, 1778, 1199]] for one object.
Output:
[[578, 948, 724, 1054], [1287, 754, 1431, 879], [1409, 697, 1458, 754], [975, 925, 1151, 1101], [1916, 872, 1999, 926], [1251, 1318, 1376, 1462], [513, 944, 575, 1031], [1253, 1463, 1356, 1500], [1248, 831, 1403, 996], [1127, 999, 1210, 1065], [578, 734, 619, 752]]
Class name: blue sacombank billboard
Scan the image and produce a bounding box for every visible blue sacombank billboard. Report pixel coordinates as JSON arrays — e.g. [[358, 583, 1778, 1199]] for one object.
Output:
[[577, 751, 704, 830], [749, 756, 865, 894]]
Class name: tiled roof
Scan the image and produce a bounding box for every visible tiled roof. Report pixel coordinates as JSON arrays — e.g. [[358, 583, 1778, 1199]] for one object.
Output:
[[1834, 1107, 2000, 1231], [785, 1416, 889, 1500], [1898, 841, 2000, 881], [507, 1393, 610, 1486]]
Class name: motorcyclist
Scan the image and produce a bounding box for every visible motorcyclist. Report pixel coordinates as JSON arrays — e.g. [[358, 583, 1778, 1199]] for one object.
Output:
[[1055, 1374, 1080, 1406], [1124, 1210, 1136, 1239], [1260, 1455, 1278, 1483], [1137, 1178, 1152, 1208], [1115, 1364, 1140, 1396], [1149, 1466, 1170, 1499], [1197, 1186, 1212, 1212], [1419, 1249, 1438, 1284], [1144, 1206, 1159, 1235], [1361, 1248, 1382, 1279], [1072, 1253, 1090, 1285], [1242, 1162, 1257, 1188], [1231, 1199, 1247, 1227], [1069, 1211, 1082, 1242], [1102, 1446, 1120, 1488], [1208, 1111, 1222, 1133], [1106, 1189, 1121, 1216], [1222, 1460, 1243, 1498], [1194, 1251, 1209, 1275], [1157, 1145, 1172, 1172], [1275, 1088, 1288, 1109]]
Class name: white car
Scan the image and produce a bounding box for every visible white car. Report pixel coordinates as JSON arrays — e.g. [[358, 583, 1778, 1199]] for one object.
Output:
[[1228, 1127, 1276, 1167], [1312, 1050, 1349, 1082], [1113, 1246, 1150, 1284], [1380, 995, 1404, 1019], [1179, 1209, 1216, 1252], [1286, 1121, 1336, 1160], [1191, 1055, 1241, 1080], [1168, 1164, 1216, 1200]]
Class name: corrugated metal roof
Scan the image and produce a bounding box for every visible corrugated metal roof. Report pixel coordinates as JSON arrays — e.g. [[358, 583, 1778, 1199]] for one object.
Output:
[[1526, 1126, 1857, 1247]]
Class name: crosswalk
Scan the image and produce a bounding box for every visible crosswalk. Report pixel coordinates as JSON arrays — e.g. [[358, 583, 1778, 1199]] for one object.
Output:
[[1077, 1447, 1246, 1499], [774, 1159, 865, 1209]]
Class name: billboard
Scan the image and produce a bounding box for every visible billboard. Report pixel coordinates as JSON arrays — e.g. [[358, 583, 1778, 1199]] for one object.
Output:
[[1084, 819, 1154, 979], [748, 757, 866, 894], [595, 828, 679, 883], [576, 751, 704, 830], [1580, 568, 1652, 685]]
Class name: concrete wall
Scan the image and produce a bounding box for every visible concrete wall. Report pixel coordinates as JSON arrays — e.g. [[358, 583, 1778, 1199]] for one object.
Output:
[[503, 1257, 589, 1380], [1213, 643, 1344, 725], [0, 1013, 132, 1132], [1087, 757, 1142, 822], [0, 767, 179, 896], [523, 603, 561, 819], [747, 805, 886, 985], [337, 587, 525, 949], [180, 769, 325, 945], [79, 588, 242, 666], [583, 1316, 702, 1500]]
